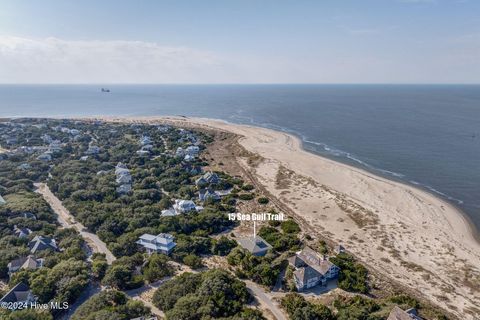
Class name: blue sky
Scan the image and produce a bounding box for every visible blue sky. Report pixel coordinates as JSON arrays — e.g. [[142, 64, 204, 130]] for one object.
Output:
[[0, 0, 479, 83]]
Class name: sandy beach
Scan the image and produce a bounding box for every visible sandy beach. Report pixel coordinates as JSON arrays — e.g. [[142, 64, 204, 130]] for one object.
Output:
[[92, 116, 480, 319]]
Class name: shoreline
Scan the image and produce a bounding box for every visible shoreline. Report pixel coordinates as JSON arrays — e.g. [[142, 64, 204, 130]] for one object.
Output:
[[84, 115, 480, 244], [54, 114, 480, 318], [212, 117, 479, 242]]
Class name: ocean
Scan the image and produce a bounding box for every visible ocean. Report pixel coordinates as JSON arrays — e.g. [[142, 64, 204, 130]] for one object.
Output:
[[1, 84, 479, 231]]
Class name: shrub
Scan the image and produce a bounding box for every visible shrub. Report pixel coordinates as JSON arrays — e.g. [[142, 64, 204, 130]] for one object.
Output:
[[257, 197, 269, 204]]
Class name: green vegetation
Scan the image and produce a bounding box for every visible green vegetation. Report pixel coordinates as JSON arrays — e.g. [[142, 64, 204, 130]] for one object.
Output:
[[227, 247, 280, 287], [280, 219, 300, 234], [257, 197, 269, 204], [281, 293, 334, 320], [71, 290, 151, 320], [152, 269, 261, 320], [211, 236, 237, 256], [330, 253, 369, 293], [237, 193, 254, 201], [258, 225, 301, 252], [101, 253, 146, 290]]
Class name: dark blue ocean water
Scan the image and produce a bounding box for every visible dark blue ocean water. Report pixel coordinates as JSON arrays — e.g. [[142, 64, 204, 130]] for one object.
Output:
[[1, 84, 479, 231]]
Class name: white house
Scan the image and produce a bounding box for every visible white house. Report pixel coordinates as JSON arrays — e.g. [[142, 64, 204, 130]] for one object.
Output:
[[136, 233, 176, 255], [160, 209, 178, 217], [172, 199, 203, 214], [140, 135, 152, 146], [185, 145, 200, 156]]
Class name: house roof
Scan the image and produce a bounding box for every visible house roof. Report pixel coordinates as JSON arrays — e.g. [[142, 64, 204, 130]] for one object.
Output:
[[13, 225, 32, 237], [387, 306, 422, 320], [8, 256, 42, 271], [296, 246, 337, 276], [237, 236, 272, 254], [0, 194, 6, 205], [294, 266, 321, 283], [0, 282, 34, 303], [28, 236, 57, 254]]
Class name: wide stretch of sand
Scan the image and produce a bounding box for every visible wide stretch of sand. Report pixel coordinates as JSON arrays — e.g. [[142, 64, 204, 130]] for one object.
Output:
[[95, 116, 480, 319]]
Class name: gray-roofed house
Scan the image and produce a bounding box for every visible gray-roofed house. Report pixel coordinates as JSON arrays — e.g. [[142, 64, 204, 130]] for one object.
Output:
[[85, 145, 100, 155], [198, 188, 220, 202], [13, 225, 32, 238], [7, 256, 44, 276], [288, 246, 340, 291], [0, 194, 6, 205], [387, 306, 422, 320], [137, 233, 176, 255], [195, 171, 220, 187], [0, 282, 37, 305], [116, 173, 132, 184], [117, 184, 132, 195], [28, 236, 58, 254], [293, 266, 323, 291], [160, 209, 177, 217], [237, 236, 272, 256]]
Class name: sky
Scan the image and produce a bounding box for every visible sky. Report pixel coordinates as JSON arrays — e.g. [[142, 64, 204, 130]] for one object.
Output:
[[0, 0, 479, 84]]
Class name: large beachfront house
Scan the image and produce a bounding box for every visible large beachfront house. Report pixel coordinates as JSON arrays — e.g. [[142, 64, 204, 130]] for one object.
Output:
[[288, 246, 340, 291], [137, 233, 176, 255]]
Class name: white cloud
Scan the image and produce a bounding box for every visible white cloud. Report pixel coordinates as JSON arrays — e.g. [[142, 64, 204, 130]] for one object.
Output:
[[0, 36, 225, 83]]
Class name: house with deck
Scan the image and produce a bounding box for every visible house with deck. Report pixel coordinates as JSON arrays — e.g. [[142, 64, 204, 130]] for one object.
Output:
[[172, 199, 203, 214], [288, 246, 340, 291], [137, 233, 176, 255]]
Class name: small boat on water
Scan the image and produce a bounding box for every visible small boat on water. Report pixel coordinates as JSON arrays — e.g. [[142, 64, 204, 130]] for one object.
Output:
[[101, 88, 110, 93]]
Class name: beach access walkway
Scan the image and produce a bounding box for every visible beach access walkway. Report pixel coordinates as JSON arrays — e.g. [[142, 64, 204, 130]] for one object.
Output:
[[35, 182, 117, 264]]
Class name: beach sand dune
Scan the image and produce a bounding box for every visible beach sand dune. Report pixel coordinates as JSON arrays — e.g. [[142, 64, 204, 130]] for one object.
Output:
[[95, 116, 480, 319]]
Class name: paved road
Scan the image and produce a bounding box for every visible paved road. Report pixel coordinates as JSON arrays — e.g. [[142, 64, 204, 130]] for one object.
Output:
[[35, 182, 117, 264]]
